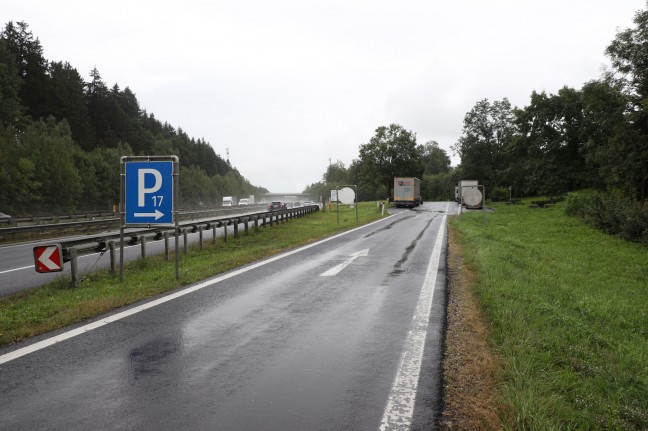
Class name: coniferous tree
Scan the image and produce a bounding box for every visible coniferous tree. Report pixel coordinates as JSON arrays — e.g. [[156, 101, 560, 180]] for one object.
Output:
[[49, 61, 94, 149], [1, 21, 51, 121], [0, 39, 26, 128]]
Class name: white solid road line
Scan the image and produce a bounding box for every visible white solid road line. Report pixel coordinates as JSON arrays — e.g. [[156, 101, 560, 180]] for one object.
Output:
[[0, 265, 32, 275], [0, 214, 396, 366], [379, 214, 447, 430]]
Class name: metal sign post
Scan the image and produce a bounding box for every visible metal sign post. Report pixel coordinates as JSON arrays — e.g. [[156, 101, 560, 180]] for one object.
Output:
[[120, 156, 180, 281], [480, 185, 486, 225]]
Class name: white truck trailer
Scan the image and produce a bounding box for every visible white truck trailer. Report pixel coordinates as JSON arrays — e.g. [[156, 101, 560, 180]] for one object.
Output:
[[393, 177, 423, 208]]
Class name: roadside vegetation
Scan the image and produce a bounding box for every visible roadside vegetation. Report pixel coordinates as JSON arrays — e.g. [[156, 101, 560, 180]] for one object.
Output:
[[447, 199, 648, 430], [0, 203, 386, 347]]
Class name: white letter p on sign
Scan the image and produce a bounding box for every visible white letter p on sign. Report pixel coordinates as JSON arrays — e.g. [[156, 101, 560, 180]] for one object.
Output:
[[138, 169, 162, 206]]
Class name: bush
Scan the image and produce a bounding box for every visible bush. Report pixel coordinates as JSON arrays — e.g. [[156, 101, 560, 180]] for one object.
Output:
[[566, 190, 648, 245], [489, 187, 509, 202]]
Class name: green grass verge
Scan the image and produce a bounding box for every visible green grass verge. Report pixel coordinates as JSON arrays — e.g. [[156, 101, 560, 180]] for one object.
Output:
[[451, 199, 648, 430], [0, 203, 387, 347]]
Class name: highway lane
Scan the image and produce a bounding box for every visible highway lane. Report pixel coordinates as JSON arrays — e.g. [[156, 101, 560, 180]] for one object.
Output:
[[0, 208, 285, 297], [0, 202, 457, 430]]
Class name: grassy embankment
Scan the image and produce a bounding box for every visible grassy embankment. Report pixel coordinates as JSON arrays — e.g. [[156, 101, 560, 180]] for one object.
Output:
[[450, 199, 648, 430], [0, 203, 386, 347]]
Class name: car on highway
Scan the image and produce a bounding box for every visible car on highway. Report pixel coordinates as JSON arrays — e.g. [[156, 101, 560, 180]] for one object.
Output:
[[239, 198, 250, 206], [0, 211, 11, 220], [268, 201, 287, 211]]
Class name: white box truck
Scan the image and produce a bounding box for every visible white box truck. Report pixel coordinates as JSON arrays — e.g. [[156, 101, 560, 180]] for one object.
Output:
[[222, 196, 236, 207], [393, 177, 423, 208]]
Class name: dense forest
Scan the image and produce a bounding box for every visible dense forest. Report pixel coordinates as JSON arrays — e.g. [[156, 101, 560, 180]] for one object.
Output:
[[306, 4, 648, 244], [0, 21, 266, 216]]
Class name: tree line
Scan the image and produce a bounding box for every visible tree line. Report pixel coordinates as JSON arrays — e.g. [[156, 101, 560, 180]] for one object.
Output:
[[306, 4, 648, 244], [304, 124, 454, 203], [0, 21, 266, 216]]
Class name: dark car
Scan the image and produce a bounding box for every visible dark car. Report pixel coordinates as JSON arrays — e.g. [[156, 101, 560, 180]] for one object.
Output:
[[268, 201, 286, 211]]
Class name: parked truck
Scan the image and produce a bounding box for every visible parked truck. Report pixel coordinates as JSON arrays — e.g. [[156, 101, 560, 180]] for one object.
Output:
[[455, 180, 482, 208], [393, 177, 423, 208]]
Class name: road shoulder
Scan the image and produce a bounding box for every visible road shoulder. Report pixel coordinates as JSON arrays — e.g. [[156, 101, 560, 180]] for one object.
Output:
[[440, 221, 504, 430]]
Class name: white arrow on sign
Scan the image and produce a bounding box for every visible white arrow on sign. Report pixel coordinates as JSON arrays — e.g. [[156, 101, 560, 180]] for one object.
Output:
[[37, 246, 61, 271], [133, 210, 165, 220], [320, 249, 369, 277]]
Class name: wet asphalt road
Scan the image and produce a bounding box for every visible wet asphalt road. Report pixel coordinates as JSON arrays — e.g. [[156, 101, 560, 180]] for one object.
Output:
[[0, 202, 457, 430]]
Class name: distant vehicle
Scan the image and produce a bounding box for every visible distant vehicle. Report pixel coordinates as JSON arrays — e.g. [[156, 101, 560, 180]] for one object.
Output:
[[239, 198, 250, 206], [0, 211, 11, 220], [455, 180, 482, 208], [393, 177, 422, 208], [304, 200, 312, 206], [293, 201, 302, 208], [268, 201, 286, 211], [222, 196, 236, 207]]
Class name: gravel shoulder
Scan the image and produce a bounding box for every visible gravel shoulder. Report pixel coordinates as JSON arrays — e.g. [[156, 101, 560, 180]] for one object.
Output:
[[440, 222, 505, 430]]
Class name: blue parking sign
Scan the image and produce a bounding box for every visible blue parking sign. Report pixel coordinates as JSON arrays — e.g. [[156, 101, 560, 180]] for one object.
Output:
[[125, 161, 174, 224]]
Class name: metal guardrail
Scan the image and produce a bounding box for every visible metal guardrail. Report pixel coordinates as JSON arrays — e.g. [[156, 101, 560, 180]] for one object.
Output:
[[0, 205, 269, 236], [0, 212, 118, 227], [35, 205, 320, 286]]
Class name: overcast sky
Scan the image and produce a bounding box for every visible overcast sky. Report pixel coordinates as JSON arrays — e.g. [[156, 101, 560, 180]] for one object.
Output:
[[4, 0, 646, 192]]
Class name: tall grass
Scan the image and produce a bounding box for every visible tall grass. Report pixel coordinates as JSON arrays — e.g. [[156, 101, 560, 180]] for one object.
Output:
[[451, 200, 648, 430]]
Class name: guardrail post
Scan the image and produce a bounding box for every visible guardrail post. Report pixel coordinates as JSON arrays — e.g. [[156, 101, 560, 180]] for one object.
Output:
[[164, 232, 170, 260], [233, 219, 239, 238], [140, 236, 147, 258], [108, 241, 116, 275], [198, 226, 204, 250], [223, 221, 228, 243], [183, 229, 189, 254], [254, 216, 259, 232], [269, 213, 273, 227], [244, 217, 249, 236], [70, 247, 79, 287]]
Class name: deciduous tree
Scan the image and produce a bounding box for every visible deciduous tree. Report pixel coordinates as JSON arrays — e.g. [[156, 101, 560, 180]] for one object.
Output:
[[357, 124, 423, 196], [452, 98, 516, 193]]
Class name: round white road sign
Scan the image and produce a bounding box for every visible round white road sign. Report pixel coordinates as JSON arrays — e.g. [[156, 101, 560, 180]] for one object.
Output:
[[338, 187, 356, 205], [463, 187, 482, 207]]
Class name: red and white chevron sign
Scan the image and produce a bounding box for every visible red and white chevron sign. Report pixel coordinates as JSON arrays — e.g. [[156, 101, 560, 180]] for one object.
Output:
[[33, 244, 64, 273]]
